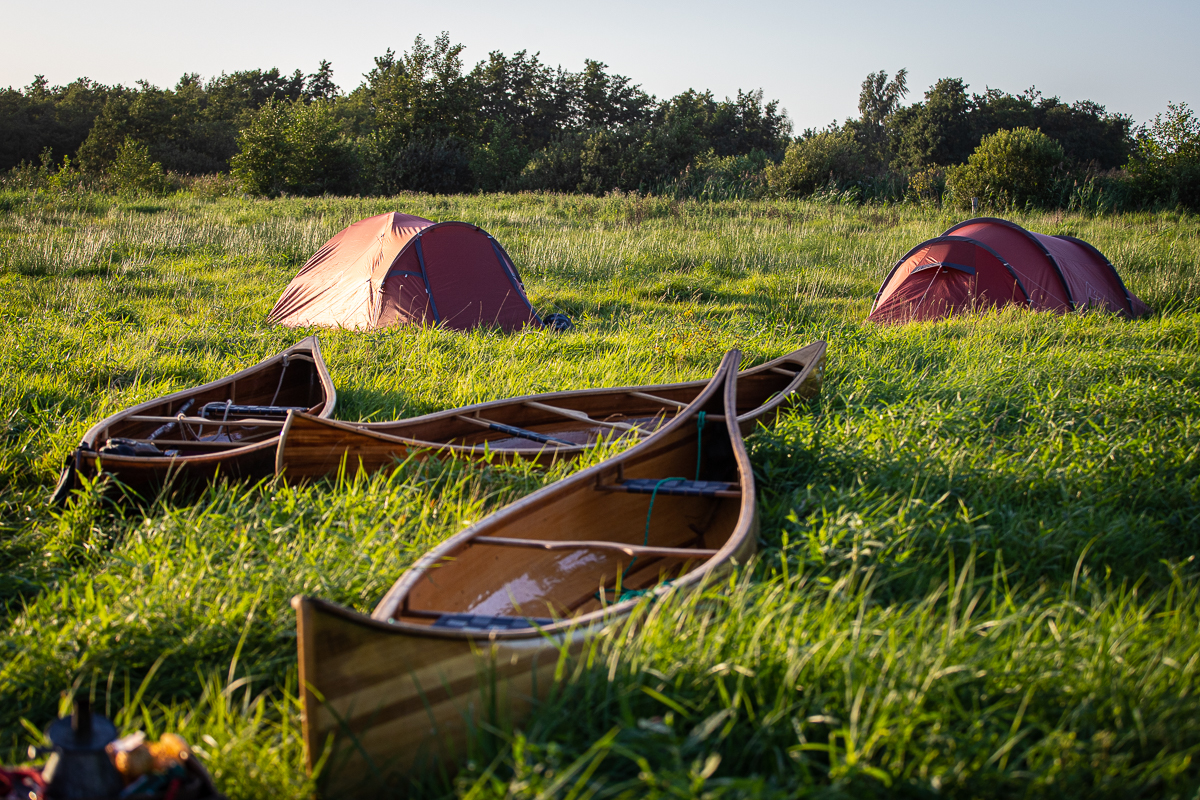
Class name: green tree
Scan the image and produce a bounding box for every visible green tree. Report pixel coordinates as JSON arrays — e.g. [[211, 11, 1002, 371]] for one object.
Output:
[[0, 76, 113, 171], [946, 127, 1065, 209], [365, 33, 476, 149], [1126, 102, 1200, 210], [855, 68, 907, 167], [469, 118, 527, 192], [231, 99, 357, 196], [892, 78, 973, 169]]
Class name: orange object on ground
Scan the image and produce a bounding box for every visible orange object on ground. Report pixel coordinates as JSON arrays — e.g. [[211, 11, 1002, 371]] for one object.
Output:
[[868, 217, 1149, 324], [268, 212, 541, 331]]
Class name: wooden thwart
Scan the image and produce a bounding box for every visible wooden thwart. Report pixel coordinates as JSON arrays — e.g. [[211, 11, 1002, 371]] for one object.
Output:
[[126, 415, 287, 427], [471, 535, 718, 558], [595, 478, 741, 498], [627, 391, 687, 409], [521, 400, 641, 432], [455, 414, 576, 446]]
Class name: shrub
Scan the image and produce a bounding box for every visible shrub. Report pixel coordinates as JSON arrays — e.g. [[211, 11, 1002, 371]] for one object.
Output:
[[655, 149, 770, 201], [231, 99, 358, 197], [765, 127, 867, 198], [906, 166, 945, 205], [469, 119, 527, 192], [577, 126, 655, 195], [109, 138, 168, 196], [946, 127, 1065, 210]]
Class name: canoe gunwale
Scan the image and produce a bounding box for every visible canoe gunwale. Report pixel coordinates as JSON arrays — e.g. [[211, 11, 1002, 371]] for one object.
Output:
[[365, 348, 757, 638]]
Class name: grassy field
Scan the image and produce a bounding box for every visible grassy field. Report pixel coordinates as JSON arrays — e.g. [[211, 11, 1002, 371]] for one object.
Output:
[[0, 188, 1197, 798]]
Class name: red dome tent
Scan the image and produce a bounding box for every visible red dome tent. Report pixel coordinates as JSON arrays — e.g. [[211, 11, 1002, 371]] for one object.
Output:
[[868, 217, 1148, 324], [268, 212, 541, 331]]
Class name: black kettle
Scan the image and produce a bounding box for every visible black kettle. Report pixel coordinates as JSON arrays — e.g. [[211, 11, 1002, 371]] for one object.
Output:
[[39, 693, 124, 800]]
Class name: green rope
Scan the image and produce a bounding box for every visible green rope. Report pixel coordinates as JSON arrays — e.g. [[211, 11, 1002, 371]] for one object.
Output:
[[598, 476, 680, 604], [599, 413, 710, 605]]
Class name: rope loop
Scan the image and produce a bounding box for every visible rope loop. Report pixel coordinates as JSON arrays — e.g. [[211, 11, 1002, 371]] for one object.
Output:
[[597, 476, 683, 605]]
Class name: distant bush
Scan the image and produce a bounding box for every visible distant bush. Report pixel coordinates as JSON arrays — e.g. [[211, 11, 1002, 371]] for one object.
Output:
[[906, 166, 946, 205], [655, 149, 770, 200], [469, 119, 527, 192], [231, 99, 358, 197], [109, 138, 168, 196], [765, 127, 867, 198], [946, 127, 1065, 210]]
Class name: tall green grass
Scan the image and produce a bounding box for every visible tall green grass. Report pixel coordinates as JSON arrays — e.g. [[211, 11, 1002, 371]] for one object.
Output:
[[0, 189, 1197, 797]]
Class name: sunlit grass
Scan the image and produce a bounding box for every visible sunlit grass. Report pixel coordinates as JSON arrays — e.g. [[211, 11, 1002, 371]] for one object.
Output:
[[0, 189, 1197, 797]]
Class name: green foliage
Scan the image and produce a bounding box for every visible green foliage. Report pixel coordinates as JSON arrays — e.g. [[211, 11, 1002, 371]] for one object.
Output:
[[230, 99, 358, 197], [364, 33, 477, 151], [856, 68, 908, 168], [766, 127, 867, 198], [906, 165, 945, 205], [374, 135, 473, 195], [0, 44, 1184, 209], [1126, 102, 1200, 211], [109, 138, 167, 197], [972, 88, 1132, 170], [655, 150, 771, 201], [0, 77, 113, 171], [518, 132, 586, 192], [891, 77, 974, 170], [946, 127, 1066, 210], [469, 119, 527, 192]]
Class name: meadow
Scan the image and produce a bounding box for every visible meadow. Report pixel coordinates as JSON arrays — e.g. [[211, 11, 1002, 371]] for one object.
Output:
[[0, 188, 1197, 798]]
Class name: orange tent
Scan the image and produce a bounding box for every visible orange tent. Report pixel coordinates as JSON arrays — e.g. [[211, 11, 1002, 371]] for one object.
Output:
[[868, 217, 1148, 324], [268, 212, 541, 331]]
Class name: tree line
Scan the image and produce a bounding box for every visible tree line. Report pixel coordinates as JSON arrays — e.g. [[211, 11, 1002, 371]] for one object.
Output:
[[2, 34, 1196, 210]]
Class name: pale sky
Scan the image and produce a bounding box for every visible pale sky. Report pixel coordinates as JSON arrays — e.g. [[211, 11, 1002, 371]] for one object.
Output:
[[8, 0, 1198, 131]]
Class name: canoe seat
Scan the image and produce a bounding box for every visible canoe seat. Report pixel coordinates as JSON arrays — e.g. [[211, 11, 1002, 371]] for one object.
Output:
[[199, 403, 308, 419], [598, 478, 740, 498], [431, 613, 554, 631]]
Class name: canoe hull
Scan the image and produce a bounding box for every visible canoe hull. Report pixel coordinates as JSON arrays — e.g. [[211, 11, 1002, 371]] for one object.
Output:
[[294, 597, 570, 795], [65, 441, 279, 501], [276, 340, 826, 483], [53, 336, 336, 504]]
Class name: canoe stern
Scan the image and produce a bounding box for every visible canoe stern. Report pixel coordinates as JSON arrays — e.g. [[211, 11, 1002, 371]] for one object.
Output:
[[293, 596, 569, 796]]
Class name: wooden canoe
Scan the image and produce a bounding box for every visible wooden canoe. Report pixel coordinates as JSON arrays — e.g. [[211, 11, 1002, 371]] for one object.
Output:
[[51, 336, 336, 503], [293, 349, 768, 796], [276, 340, 826, 481]]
